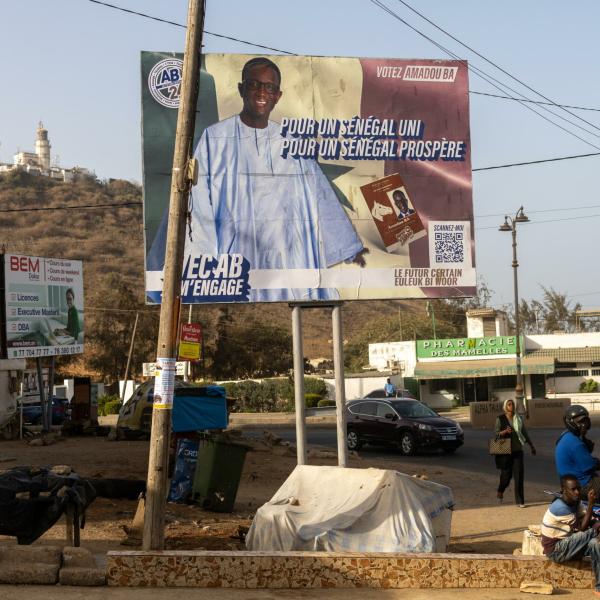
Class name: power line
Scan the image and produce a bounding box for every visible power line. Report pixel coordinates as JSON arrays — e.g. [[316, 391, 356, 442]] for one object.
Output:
[[0, 150, 598, 218], [570, 291, 600, 298], [89, 0, 600, 117], [472, 151, 600, 172], [86, 306, 159, 314], [477, 213, 600, 230], [87, 0, 600, 155], [1, 238, 143, 245], [0, 201, 141, 213], [86, 0, 296, 55], [368, 0, 600, 151], [476, 204, 600, 219], [393, 0, 600, 135], [89, 0, 600, 141], [470, 91, 600, 113]]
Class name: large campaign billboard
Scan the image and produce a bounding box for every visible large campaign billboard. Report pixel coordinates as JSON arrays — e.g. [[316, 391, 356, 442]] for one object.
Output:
[[142, 53, 475, 304], [3, 255, 84, 358]]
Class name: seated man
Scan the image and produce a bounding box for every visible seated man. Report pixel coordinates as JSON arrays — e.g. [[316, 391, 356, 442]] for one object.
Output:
[[541, 474, 600, 595]]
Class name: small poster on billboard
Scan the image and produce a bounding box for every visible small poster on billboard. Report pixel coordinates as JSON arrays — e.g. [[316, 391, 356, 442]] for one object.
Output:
[[3, 254, 84, 359]]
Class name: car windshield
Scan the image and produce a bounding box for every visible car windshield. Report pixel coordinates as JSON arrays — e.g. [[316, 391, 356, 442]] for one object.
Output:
[[390, 400, 438, 418]]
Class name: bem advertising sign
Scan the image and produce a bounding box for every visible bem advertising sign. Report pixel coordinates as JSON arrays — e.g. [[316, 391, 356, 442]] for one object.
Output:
[[3, 254, 84, 358], [142, 53, 475, 304], [416, 336, 523, 360]]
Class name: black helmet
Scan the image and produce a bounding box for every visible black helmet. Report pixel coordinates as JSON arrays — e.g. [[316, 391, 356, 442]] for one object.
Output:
[[564, 405, 591, 435]]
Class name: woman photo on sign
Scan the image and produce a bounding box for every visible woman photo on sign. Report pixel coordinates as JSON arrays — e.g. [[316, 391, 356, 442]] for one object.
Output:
[[15, 287, 81, 347], [494, 398, 536, 507], [52, 288, 80, 341]]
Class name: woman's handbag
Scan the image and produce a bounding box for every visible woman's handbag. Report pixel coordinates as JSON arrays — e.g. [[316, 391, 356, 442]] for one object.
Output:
[[488, 436, 511, 455]]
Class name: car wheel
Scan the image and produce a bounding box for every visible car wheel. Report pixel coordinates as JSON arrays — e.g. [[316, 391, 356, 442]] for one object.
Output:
[[399, 431, 416, 456], [347, 429, 362, 451]]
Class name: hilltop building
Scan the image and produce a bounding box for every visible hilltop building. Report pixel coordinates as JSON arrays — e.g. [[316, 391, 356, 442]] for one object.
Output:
[[0, 123, 95, 182]]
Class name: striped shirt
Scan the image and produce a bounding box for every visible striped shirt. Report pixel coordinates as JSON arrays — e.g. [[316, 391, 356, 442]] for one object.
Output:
[[540, 498, 586, 554]]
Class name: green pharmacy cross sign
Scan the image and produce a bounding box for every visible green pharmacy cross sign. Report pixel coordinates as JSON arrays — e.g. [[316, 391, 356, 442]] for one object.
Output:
[[416, 336, 522, 359]]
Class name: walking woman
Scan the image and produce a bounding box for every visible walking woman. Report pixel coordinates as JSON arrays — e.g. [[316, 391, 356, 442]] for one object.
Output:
[[495, 398, 536, 507]]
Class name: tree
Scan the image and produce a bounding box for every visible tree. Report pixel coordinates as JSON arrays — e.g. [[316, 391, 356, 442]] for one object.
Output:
[[211, 308, 293, 379], [518, 298, 545, 334], [86, 273, 159, 382], [541, 286, 581, 333], [516, 287, 582, 334], [210, 306, 234, 377]]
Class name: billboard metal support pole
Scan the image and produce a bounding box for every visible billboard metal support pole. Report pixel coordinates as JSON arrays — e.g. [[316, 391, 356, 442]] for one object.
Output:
[[291, 305, 306, 465], [332, 303, 348, 467], [143, 0, 205, 551]]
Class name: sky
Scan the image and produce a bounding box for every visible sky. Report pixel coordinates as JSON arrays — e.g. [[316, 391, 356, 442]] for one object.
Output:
[[1, 0, 599, 311]]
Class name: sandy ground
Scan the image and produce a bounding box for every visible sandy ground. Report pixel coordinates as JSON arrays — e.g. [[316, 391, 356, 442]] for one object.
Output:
[[0, 587, 594, 600], [0, 431, 543, 556]]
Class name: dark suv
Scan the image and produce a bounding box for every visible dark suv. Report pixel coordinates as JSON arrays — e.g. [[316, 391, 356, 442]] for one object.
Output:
[[346, 398, 463, 455]]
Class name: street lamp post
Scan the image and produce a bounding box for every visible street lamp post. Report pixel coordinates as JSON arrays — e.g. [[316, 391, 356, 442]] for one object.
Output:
[[499, 207, 529, 416]]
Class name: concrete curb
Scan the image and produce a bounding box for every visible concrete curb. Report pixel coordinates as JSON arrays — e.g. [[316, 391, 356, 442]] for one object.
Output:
[[0, 546, 62, 585], [106, 550, 593, 589], [59, 547, 106, 586], [0, 546, 106, 587]]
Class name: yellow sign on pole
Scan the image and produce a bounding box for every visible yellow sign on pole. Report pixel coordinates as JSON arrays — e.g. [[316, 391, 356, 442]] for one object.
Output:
[[178, 323, 201, 361]]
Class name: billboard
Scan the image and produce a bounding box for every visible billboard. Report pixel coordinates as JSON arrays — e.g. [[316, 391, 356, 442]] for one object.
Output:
[[142, 53, 475, 304], [3, 255, 84, 358]]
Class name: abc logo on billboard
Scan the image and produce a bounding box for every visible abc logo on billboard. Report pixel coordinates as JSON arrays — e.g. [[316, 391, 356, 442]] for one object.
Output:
[[148, 58, 183, 109]]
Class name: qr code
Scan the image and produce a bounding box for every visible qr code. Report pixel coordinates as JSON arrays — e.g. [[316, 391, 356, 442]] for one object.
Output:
[[434, 231, 464, 263]]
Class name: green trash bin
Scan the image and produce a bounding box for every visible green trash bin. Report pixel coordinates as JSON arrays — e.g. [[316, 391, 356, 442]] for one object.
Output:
[[191, 436, 251, 512]]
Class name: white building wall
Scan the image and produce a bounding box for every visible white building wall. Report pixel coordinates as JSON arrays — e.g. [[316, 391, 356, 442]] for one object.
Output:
[[418, 386, 454, 410], [526, 332, 600, 350], [368, 341, 416, 375], [466, 316, 484, 338], [553, 375, 588, 394], [496, 313, 509, 336], [14, 151, 39, 166], [466, 312, 509, 337], [0, 359, 27, 429]]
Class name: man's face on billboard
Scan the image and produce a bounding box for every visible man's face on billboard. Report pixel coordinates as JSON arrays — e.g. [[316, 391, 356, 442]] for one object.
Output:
[[394, 191, 408, 212], [239, 64, 282, 128]]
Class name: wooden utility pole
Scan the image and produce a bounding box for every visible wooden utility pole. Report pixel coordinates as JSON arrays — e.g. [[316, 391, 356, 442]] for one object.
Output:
[[142, 0, 205, 551]]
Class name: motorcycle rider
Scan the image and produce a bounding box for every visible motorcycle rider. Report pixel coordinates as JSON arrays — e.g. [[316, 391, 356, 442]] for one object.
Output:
[[555, 405, 600, 497]]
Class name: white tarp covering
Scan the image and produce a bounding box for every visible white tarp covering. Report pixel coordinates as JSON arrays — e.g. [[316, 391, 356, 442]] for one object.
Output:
[[246, 465, 454, 553]]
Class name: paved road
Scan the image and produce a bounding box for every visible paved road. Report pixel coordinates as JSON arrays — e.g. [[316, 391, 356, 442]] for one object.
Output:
[[250, 425, 575, 494]]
